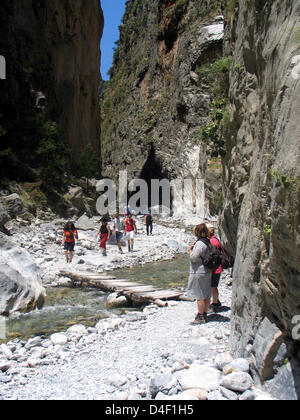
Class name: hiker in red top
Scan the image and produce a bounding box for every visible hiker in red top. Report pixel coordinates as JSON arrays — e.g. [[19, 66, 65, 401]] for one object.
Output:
[[207, 224, 223, 312], [125, 213, 137, 253], [96, 219, 111, 257], [62, 222, 79, 263]]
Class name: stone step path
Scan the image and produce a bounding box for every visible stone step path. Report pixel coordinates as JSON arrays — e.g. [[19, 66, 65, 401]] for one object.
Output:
[[60, 270, 185, 306]]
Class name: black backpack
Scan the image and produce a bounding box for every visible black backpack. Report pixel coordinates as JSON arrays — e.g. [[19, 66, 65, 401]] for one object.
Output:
[[198, 238, 222, 270], [219, 242, 235, 269], [146, 215, 153, 224]]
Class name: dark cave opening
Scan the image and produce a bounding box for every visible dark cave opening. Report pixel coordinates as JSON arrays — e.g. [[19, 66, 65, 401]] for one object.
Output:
[[164, 31, 178, 53], [139, 143, 170, 211]]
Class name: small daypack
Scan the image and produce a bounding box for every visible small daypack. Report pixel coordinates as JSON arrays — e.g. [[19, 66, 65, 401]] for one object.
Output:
[[198, 238, 222, 270], [64, 229, 74, 241], [146, 214, 153, 224], [219, 242, 235, 269]]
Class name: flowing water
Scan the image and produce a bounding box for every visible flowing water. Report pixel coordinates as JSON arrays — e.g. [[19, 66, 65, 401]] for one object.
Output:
[[2, 255, 190, 343], [112, 254, 189, 289]]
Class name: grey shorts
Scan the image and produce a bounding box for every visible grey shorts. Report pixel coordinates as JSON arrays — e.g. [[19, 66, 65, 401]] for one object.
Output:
[[116, 231, 123, 243]]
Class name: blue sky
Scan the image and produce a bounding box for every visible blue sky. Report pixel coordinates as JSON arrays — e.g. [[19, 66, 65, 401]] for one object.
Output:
[[101, 0, 127, 80]]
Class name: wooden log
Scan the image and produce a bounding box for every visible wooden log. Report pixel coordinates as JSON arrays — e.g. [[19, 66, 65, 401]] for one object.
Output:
[[138, 290, 182, 300], [60, 270, 117, 280], [154, 299, 168, 307], [88, 279, 133, 285], [122, 286, 157, 294], [60, 269, 185, 305], [82, 275, 117, 280], [70, 271, 115, 278], [90, 281, 139, 289], [178, 294, 195, 302]]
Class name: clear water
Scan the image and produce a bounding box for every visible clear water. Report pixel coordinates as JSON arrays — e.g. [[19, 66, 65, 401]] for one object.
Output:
[[1, 255, 190, 343], [3, 288, 111, 342], [112, 254, 189, 290]]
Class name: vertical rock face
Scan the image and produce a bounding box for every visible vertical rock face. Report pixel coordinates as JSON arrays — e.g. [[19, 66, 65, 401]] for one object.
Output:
[[101, 0, 224, 215], [0, 233, 46, 316], [0, 0, 103, 167], [220, 0, 300, 398]]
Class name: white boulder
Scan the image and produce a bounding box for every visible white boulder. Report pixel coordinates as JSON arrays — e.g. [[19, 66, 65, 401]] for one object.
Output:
[[50, 333, 68, 346], [179, 365, 221, 392], [0, 233, 45, 315]]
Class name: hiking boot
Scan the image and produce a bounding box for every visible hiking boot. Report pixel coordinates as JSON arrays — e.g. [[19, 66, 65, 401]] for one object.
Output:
[[208, 301, 222, 314], [190, 313, 207, 325]]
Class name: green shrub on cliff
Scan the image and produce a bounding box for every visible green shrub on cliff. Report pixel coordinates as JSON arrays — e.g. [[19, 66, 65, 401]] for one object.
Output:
[[0, 115, 18, 180], [197, 57, 232, 99], [226, 0, 239, 23], [197, 58, 232, 157], [76, 144, 99, 179], [34, 118, 69, 186], [213, 186, 224, 213], [0, 110, 69, 187]]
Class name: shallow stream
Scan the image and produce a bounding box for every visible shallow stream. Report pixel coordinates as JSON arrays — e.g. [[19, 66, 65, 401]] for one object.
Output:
[[2, 255, 190, 343]]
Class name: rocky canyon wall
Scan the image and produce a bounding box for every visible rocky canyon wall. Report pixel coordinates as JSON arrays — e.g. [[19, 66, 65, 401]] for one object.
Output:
[[220, 0, 300, 399], [101, 0, 300, 398], [100, 0, 225, 215], [0, 0, 103, 172]]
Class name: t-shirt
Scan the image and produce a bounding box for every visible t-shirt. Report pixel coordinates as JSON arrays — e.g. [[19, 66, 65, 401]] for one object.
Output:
[[100, 225, 109, 235], [190, 240, 211, 275], [114, 218, 124, 232], [125, 218, 135, 232], [64, 229, 78, 243]]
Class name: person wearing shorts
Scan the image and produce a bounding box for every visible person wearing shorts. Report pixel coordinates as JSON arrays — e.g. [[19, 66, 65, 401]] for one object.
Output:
[[125, 213, 137, 252], [62, 222, 78, 263], [113, 213, 124, 254], [207, 224, 223, 312], [187, 224, 213, 325]]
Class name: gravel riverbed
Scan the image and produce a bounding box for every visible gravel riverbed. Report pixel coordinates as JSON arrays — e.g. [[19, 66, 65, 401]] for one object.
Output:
[[0, 275, 274, 400], [13, 215, 193, 287], [0, 215, 275, 400]]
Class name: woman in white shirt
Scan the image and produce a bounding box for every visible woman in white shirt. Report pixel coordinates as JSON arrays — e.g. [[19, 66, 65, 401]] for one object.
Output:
[[187, 224, 212, 325]]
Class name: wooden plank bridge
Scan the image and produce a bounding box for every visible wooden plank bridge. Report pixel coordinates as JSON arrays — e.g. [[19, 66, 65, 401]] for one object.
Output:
[[60, 270, 187, 306]]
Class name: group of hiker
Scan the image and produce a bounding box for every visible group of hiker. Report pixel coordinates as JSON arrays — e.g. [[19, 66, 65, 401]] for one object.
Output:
[[187, 223, 234, 325], [96, 212, 138, 257], [62, 215, 233, 326], [62, 210, 154, 260]]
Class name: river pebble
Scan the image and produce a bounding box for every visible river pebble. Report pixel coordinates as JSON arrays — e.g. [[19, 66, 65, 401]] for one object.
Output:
[[0, 217, 276, 401], [0, 276, 275, 400]]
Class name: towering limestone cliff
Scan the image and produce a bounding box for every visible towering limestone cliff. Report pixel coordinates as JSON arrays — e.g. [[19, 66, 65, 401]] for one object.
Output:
[[101, 0, 300, 399], [100, 0, 226, 215], [0, 0, 103, 180], [220, 0, 300, 399]]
